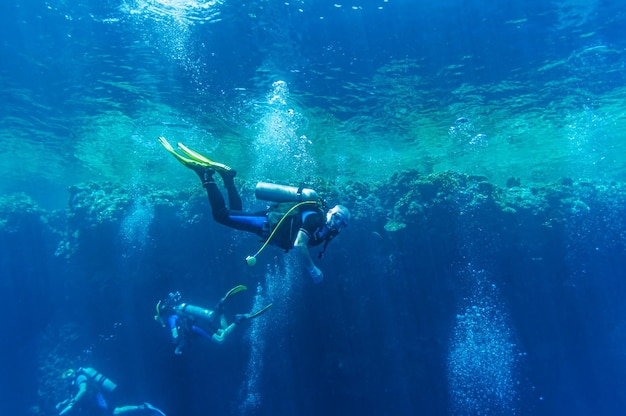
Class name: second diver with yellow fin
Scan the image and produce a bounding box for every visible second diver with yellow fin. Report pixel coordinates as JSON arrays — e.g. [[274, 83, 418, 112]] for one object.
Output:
[[154, 286, 272, 355], [158, 136, 351, 284]]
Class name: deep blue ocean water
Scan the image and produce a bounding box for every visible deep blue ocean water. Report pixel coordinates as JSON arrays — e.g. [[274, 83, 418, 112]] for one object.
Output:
[[2, 0, 626, 415]]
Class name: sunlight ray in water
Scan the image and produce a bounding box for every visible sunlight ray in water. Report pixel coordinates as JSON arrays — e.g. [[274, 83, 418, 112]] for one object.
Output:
[[120, 0, 223, 23], [4, 3, 626, 412]]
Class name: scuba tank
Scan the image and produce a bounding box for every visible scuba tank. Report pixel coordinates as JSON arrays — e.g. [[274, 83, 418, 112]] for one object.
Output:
[[175, 303, 213, 320], [255, 182, 318, 203], [245, 183, 324, 266], [79, 367, 117, 393]]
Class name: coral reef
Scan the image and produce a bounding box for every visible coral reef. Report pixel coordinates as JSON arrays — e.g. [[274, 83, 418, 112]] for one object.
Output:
[[2, 171, 626, 415], [3, 171, 625, 276]]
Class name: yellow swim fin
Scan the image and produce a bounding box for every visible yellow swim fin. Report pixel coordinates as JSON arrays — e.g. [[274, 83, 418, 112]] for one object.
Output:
[[158, 136, 208, 169], [222, 285, 247, 302], [176, 142, 214, 165], [235, 303, 272, 324], [248, 303, 273, 319], [177, 142, 234, 174]]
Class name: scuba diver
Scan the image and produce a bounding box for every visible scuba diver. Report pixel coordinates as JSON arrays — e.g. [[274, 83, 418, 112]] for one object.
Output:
[[154, 287, 272, 355], [158, 136, 351, 283], [55, 367, 166, 416]]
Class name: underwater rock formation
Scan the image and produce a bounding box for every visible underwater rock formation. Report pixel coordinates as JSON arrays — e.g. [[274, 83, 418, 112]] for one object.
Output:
[[2, 171, 626, 415], [2, 170, 624, 289]]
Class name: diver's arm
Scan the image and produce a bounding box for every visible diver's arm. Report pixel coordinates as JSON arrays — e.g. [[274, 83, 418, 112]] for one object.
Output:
[[59, 378, 87, 415], [73, 378, 87, 402], [294, 230, 323, 283], [293, 229, 314, 269]]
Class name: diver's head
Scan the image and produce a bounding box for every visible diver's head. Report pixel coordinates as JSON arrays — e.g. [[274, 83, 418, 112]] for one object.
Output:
[[326, 205, 351, 231], [162, 291, 181, 311], [155, 292, 182, 322], [61, 368, 76, 380], [168, 291, 181, 303]]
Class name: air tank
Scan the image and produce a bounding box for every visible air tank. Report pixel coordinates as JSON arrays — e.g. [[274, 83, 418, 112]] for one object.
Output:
[[255, 182, 318, 203], [175, 304, 213, 320], [80, 367, 117, 393]]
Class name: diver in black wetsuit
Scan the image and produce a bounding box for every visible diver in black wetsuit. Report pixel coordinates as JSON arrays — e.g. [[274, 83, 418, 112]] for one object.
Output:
[[159, 137, 350, 283]]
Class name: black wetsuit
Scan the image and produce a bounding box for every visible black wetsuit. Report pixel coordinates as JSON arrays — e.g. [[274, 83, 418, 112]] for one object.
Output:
[[204, 175, 336, 251]]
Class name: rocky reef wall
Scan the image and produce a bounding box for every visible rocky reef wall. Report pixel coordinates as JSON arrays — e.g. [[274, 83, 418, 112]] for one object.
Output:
[[2, 170, 626, 415]]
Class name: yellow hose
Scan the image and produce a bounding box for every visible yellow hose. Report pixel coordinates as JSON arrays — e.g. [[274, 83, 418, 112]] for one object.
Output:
[[246, 200, 319, 265], [154, 300, 164, 325]]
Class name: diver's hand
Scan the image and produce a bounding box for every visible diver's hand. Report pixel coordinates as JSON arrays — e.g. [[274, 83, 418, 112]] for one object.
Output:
[[58, 399, 75, 415], [308, 266, 323, 283], [55, 399, 69, 411]]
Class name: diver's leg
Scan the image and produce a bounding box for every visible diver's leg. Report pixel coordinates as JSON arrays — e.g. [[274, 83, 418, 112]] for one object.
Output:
[[204, 179, 230, 222], [191, 324, 214, 341], [205, 181, 266, 235], [212, 323, 236, 343], [218, 171, 242, 211]]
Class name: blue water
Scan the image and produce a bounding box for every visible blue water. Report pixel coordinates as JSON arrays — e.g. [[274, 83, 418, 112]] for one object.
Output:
[[2, 0, 626, 415]]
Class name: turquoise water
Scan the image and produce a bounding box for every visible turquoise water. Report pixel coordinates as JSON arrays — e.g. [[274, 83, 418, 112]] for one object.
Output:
[[2, 0, 625, 208], [2, 2, 626, 415]]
